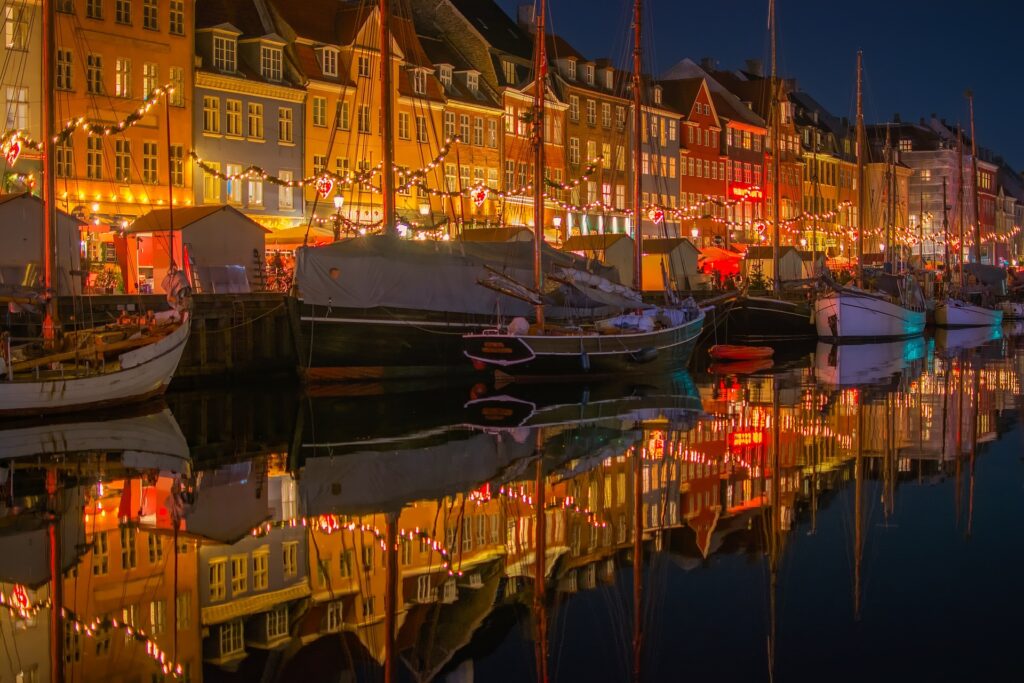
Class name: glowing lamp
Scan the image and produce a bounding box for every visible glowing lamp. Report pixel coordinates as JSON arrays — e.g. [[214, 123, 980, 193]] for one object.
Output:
[[333, 195, 344, 210], [419, 203, 430, 216], [690, 227, 699, 239]]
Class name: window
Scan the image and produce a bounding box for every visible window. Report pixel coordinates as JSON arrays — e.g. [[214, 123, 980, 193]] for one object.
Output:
[[203, 96, 220, 133], [5, 6, 28, 50], [143, 0, 158, 29], [114, 140, 131, 183], [616, 106, 626, 130], [261, 46, 282, 81], [267, 605, 288, 639], [416, 575, 434, 602], [601, 103, 611, 129], [142, 62, 157, 99], [569, 137, 579, 165], [320, 48, 338, 77], [202, 161, 220, 202], [552, 117, 562, 144], [361, 596, 375, 618], [253, 549, 269, 590], [605, 69, 614, 89], [230, 555, 247, 595], [586, 99, 596, 126], [412, 70, 426, 95], [504, 160, 514, 189], [569, 95, 579, 122], [361, 545, 374, 571], [357, 105, 370, 134], [438, 64, 452, 87], [92, 531, 109, 575], [86, 0, 102, 19], [225, 100, 241, 136], [312, 96, 326, 127], [567, 59, 576, 79], [584, 63, 594, 85], [209, 559, 228, 601], [120, 526, 137, 568], [213, 36, 236, 73], [56, 49, 73, 90], [169, 0, 184, 35], [397, 112, 410, 140], [459, 114, 470, 142], [326, 601, 344, 632], [487, 119, 497, 148], [312, 155, 326, 175], [115, 0, 130, 24], [616, 144, 625, 171], [466, 73, 478, 91], [4, 86, 27, 130], [653, 86, 662, 105], [176, 592, 191, 631], [114, 58, 131, 97], [57, 0, 73, 11], [247, 103, 263, 139], [442, 111, 455, 139], [899, 138, 912, 152], [87, 54, 103, 94], [357, 55, 370, 78], [279, 170, 293, 210], [279, 107, 293, 142], [149, 600, 165, 635], [219, 621, 244, 657], [602, 143, 611, 169], [169, 66, 184, 106], [502, 59, 516, 84], [586, 139, 596, 163], [473, 117, 484, 146], [142, 141, 158, 183], [615, 184, 625, 210], [226, 163, 242, 203], [416, 115, 427, 143], [56, 141, 73, 177]]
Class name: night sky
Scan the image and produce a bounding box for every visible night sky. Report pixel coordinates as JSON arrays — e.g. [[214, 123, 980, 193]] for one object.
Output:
[[497, 0, 1024, 169]]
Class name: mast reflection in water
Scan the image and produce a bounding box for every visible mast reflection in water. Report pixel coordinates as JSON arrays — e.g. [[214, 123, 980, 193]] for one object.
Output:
[[1, 331, 1023, 682]]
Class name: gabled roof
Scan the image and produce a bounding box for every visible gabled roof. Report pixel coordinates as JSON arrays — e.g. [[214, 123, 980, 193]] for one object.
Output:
[[419, 34, 500, 108], [266, 0, 368, 46], [660, 58, 764, 128], [127, 205, 270, 234], [447, 0, 533, 60]]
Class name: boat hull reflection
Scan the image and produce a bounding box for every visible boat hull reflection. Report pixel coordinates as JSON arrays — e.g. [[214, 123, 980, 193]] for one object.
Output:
[[815, 337, 926, 387]]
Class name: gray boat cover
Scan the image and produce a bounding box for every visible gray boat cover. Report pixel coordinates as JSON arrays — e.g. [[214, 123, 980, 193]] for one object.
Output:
[[963, 262, 1007, 294], [295, 236, 618, 316]]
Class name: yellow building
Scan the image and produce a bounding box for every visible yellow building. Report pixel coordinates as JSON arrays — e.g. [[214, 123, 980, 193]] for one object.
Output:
[[54, 0, 195, 225], [269, 0, 447, 231]]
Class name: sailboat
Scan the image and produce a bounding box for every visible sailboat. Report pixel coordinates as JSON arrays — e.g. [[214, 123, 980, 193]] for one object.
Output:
[[814, 53, 926, 341], [727, 0, 818, 343], [935, 93, 1003, 328], [0, 4, 190, 416], [461, 0, 704, 378]]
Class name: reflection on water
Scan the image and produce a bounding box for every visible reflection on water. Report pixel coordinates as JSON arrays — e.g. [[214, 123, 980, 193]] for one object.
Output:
[[2, 331, 1023, 682]]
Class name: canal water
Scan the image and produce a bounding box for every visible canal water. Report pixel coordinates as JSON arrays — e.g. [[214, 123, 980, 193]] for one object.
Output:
[[1, 326, 1022, 682]]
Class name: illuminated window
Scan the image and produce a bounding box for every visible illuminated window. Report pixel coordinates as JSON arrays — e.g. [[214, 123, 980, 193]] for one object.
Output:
[[230, 555, 247, 595], [252, 549, 269, 590], [203, 96, 220, 133], [92, 531, 109, 575], [142, 62, 157, 98], [209, 559, 227, 601], [142, 141, 158, 184], [213, 36, 236, 72], [115, 58, 131, 98]]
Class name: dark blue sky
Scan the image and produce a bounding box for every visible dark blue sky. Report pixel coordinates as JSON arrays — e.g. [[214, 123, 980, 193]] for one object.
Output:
[[498, 0, 1024, 169]]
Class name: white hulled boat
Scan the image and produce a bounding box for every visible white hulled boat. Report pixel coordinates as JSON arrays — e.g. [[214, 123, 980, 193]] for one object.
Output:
[[815, 275, 926, 341], [935, 299, 1002, 327]]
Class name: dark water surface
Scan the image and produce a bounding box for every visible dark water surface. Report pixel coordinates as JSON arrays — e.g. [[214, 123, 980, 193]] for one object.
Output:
[[2, 326, 1022, 683]]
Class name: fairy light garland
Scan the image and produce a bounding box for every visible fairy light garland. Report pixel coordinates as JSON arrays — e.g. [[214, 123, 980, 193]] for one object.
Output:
[[0, 589, 187, 679]]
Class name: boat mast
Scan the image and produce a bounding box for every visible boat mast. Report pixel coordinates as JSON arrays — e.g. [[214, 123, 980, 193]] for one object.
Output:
[[631, 0, 643, 292], [769, 0, 781, 295], [919, 191, 924, 262], [165, 93, 176, 269], [380, 0, 396, 235], [533, 453, 549, 683], [884, 125, 892, 270], [957, 128, 965, 287], [942, 177, 949, 276], [46, 468, 64, 683], [855, 51, 864, 288], [531, 0, 547, 328], [42, 0, 58, 339], [632, 441, 643, 682], [966, 91, 981, 264]]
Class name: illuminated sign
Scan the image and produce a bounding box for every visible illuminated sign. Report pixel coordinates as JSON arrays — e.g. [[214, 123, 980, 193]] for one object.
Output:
[[730, 185, 764, 201]]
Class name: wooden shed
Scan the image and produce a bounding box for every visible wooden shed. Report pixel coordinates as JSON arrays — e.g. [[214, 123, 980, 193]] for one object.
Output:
[[562, 233, 635, 286], [641, 238, 700, 291], [0, 193, 83, 295], [122, 205, 269, 294], [743, 245, 803, 283]]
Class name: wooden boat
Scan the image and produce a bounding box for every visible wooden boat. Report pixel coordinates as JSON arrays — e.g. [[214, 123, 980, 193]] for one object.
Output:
[[0, 309, 191, 417], [708, 344, 774, 361], [709, 358, 774, 375], [935, 299, 1003, 328], [1000, 300, 1024, 320], [815, 277, 926, 342], [727, 294, 816, 341]]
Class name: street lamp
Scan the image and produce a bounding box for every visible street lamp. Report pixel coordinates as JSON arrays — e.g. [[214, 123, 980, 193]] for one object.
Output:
[[332, 195, 345, 240]]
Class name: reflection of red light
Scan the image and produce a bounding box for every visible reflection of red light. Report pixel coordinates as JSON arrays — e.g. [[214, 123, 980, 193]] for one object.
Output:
[[728, 430, 765, 448], [11, 584, 29, 609]]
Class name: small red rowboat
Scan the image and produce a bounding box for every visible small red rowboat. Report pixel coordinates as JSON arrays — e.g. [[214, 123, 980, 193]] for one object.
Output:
[[708, 344, 775, 361]]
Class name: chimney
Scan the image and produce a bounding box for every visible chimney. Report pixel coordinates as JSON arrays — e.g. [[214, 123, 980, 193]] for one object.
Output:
[[745, 59, 763, 77], [700, 56, 716, 72], [517, 4, 535, 32]]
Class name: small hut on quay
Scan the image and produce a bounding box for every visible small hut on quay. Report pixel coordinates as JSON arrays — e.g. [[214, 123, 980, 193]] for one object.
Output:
[[562, 233, 635, 286], [0, 193, 83, 295]]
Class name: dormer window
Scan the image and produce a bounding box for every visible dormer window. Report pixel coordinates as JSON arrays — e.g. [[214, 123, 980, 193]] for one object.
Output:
[[653, 86, 662, 105], [412, 69, 426, 95], [502, 59, 516, 85], [438, 64, 452, 87], [319, 47, 338, 78], [604, 69, 613, 90], [213, 35, 236, 73], [466, 72, 478, 92], [585, 64, 594, 85], [567, 59, 576, 80], [260, 45, 282, 81]]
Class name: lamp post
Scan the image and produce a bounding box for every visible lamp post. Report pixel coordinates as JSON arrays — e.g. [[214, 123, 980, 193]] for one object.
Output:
[[690, 226, 700, 249], [332, 195, 344, 240], [553, 215, 563, 243]]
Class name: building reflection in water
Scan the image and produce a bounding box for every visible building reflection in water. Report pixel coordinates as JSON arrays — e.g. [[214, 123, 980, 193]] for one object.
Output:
[[0, 331, 1020, 682]]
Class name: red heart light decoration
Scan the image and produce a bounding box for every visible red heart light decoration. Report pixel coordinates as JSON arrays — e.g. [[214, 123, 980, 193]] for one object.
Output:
[[315, 176, 334, 198], [5, 139, 21, 166]]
